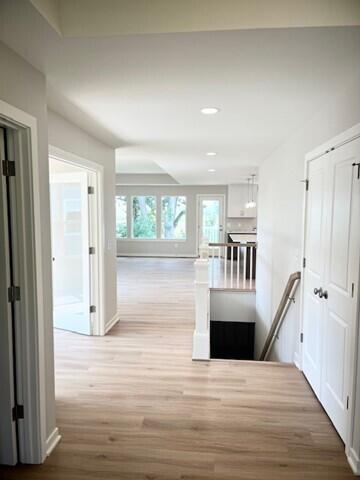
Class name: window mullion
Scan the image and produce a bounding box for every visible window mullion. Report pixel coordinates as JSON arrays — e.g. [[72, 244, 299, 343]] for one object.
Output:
[[157, 195, 161, 239]]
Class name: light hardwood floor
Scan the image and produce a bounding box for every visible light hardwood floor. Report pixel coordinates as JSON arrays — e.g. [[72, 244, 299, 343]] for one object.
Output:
[[1, 257, 353, 479]]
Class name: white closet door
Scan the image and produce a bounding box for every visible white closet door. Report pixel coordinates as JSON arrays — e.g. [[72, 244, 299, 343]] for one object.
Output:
[[321, 138, 360, 442], [302, 155, 327, 396]]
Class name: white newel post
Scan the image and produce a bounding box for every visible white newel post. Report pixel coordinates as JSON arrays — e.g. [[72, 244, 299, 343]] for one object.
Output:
[[193, 254, 210, 361]]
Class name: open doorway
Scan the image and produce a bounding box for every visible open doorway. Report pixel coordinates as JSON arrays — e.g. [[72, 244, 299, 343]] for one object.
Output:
[[49, 156, 104, 336]]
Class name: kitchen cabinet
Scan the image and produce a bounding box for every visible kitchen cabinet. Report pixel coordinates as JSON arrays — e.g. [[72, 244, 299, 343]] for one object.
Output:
[[227, 184, 257, 218]]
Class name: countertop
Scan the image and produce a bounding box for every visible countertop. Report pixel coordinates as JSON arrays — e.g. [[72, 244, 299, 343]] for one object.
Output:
[[228, 233, 257, 243], [227, 231, 257, 234]]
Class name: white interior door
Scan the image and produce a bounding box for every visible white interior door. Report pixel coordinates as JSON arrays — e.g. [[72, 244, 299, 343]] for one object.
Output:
[[50, 170, 92, 335], [302, 155, 327, 396], [198, 195, 225, 247], [320, 138, 360, 442], [0, 127, 18, 465]]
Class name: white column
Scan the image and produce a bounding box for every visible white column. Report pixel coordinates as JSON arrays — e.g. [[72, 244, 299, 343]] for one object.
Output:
[[192, 258, 210, 360]]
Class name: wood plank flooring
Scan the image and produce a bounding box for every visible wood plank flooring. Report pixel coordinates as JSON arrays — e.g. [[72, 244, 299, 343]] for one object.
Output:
[[0, 257, 353, 479]]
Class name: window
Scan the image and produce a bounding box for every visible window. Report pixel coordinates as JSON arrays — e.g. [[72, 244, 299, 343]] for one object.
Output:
[[161, 196, 186, 240], [132, 196, 156, 239], [116, 195, 128, 238]]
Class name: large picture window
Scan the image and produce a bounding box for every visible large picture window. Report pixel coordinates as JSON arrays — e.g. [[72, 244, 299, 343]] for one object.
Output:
[[132, 196, 156, 239], [161, 196, 186, 240], [115, 195, 128, 238]]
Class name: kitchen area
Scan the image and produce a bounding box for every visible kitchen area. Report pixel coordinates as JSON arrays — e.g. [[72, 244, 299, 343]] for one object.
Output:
[[226, 179, 257, 280], [208, 178, 258, 360]]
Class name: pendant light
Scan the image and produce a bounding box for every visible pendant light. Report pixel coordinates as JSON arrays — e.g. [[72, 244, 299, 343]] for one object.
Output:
[[245, 178, 251, 208], [246, 175, 256, 208]]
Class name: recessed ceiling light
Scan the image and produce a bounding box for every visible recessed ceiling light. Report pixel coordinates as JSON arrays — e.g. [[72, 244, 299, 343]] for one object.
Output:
[[208, 169, 216, 173], [201, 107, 219, 115], [206, 152, 217, 156]]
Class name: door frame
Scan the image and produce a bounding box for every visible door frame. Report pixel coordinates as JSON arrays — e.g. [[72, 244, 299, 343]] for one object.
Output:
[[49, 146, 106, 336], [196, 194, 226, 253], [299, 123, 360, 473], [0, 99, 47, 463]]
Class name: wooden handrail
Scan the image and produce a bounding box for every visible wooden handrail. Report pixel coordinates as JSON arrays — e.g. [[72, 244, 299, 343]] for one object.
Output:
[[209, 242, 257, 247], [259, 271, 301, 361]]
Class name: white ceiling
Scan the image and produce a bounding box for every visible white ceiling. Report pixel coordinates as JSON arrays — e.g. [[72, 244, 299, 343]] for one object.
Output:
[[1, 1, 360, 184], [31, 0, 360, 37], [51, 27, 360, 184], [116, 153, 166, 175]]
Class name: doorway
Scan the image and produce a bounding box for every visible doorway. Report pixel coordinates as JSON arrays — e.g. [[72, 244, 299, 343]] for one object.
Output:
[[197, 194, 225, 250], [0, 101, 47, 465], [49, 157, 103, 336]]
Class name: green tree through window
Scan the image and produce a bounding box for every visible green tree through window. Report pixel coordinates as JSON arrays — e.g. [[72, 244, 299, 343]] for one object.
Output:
[[161, 196, 186, 239], [132, 196, 156, 239]]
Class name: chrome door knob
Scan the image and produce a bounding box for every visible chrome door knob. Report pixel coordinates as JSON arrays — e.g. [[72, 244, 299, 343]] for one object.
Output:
[[314, 287, 321, 296]]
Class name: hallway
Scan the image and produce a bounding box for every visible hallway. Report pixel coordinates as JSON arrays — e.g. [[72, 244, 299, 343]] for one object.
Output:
[[1, 257, 353, 479]]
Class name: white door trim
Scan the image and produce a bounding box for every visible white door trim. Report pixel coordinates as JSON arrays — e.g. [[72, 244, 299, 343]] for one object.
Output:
[[305, 123, 360, 162], [49, 145, 106, 336], [196, 194, 226, 253], [0, 99, 47, 463], [300, 122, 360, 474]]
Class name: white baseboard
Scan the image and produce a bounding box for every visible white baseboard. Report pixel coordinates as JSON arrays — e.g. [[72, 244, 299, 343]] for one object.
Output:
[[46, 427, 61, 457], [105, 313, 120, 334], [293, 351, 301, 371], [117, 253, 197, 258], [192, 331, 210, 360], [348, 448, 360, 475]]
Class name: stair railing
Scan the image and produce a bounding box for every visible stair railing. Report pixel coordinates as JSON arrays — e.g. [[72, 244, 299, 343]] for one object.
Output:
[[259, 271, 301, 361], [208, 242, 257, 290]]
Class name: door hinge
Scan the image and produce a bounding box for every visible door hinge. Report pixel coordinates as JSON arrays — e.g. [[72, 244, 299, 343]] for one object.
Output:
[[89, 246, 95, 255], [2, 160, 16, 177], [8, 285, 20, 303], [12, 404, 24, 421], [90, 305, 96, 313], [303, 258, 306, 268], [352, 162, 360, 179], [300, 333, 304, 343], [351, 283, 355, 298], [301, 179, 309, 190], [346, 396, 350, 410], [88, 186, 95, 195]]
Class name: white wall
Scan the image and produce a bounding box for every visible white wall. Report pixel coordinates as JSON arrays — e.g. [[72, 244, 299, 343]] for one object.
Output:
[[116, 173, 178, 185], [255, 77, 360, 362], [0, 40, 56, 442], [210, 291, 256, 323], [116, 184, 227, 257], [48, 110, 117, 329]]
